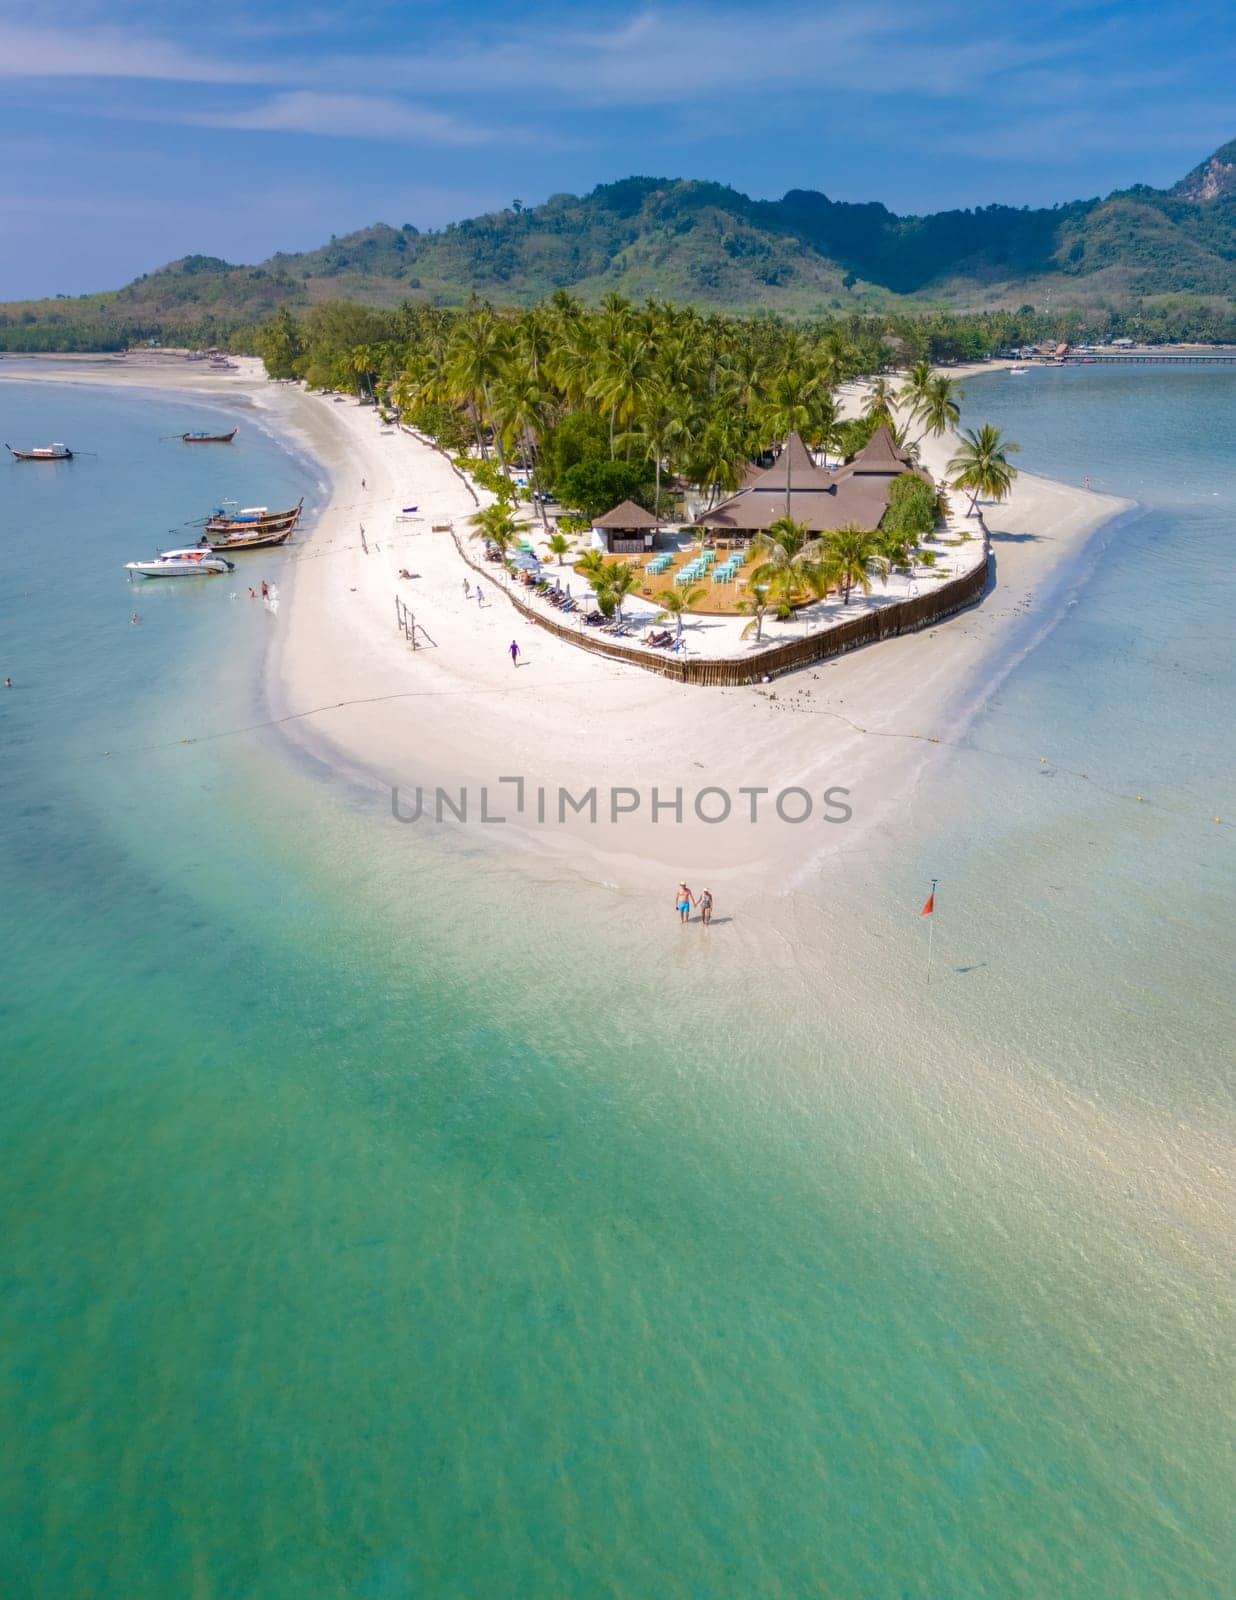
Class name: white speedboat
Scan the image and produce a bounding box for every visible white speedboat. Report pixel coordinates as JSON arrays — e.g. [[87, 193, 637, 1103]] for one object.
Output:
[[125, 547, 236, 579]]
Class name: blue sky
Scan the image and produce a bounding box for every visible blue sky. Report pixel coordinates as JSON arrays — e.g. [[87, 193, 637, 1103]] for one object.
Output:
[[1, 0, 1232, 299]]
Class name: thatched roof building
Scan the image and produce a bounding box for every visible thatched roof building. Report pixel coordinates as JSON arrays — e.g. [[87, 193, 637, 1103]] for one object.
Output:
[[591, 499, 663, 554], [698, 427, 929, 540]]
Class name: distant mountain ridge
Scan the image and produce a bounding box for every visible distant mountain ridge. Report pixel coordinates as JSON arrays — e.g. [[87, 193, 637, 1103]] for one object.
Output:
[[2, 141, 1233, 344]]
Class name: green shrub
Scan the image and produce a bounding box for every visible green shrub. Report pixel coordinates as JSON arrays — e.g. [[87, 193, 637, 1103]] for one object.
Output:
[[881, 472, 938, 539]]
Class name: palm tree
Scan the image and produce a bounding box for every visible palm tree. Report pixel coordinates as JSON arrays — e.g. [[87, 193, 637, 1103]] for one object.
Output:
[[594, 560, 640, 620], [685, 414, 750, 509], [349, 345, 382, 400], [491, 357, 552, 528], [655, 583, 705, 644], [748, 515, 829, 613], [897, 359, 934, 415], [947, 423, 1019, 516], [862, 375, 898, 426], [910, 374, 962, 447], [574, 547, 609, 585], [468, 501, 520, 558], [758, 367, 823, 451], [546, 531, 571, 564], [821, 524, 889, 605], [446, 304, 508, 464], [587, 328, 652, 458], [738, 593, 771, 644], [617, 382, 691, 513]]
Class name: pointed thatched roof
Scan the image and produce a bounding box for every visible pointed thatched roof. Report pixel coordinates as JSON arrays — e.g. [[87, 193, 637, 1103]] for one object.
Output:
[[698, 426, 930, 536], [841, 423, 917, 475], [592, 499, 662, 528], [743, 432, 834, 492]]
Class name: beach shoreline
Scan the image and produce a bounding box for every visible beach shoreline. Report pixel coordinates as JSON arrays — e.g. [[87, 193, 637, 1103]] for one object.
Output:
[[2, 352, 1131, 898]]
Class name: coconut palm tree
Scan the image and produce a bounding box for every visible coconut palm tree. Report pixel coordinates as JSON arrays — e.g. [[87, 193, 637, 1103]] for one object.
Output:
[[897, 359, 934, 414], [821, 524, 889, 605], [947, 423, 1019, 516], [685, 414, 751, 510], [862, 375, 898, 426], [446, 304, 508, 463], [587, 328, 652, 458], [490, 357, 552, 528], [467, 502, 520, 558], [738, 593, 771, 644], [910, 374, 963, 447], [574, 547, 609, 585], [748, 515, 828, 611], [655, 583, 706, 644], [594, 560, 640, 621], [349, 345, 383, 400], [617, 382, 691, 513], [546, 531, 571, 564], [758, 367, 824, 451]]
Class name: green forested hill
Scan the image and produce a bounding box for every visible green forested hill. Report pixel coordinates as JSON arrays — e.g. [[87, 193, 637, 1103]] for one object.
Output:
[[2, 142, 1232, 348]]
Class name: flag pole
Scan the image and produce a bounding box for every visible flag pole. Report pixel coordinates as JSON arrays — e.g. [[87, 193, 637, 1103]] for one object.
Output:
[[926, 878, 938, 985]]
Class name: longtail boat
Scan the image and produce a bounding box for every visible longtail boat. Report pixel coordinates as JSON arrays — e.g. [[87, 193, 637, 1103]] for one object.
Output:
[[182, 427, 238, 444], [203, 496, 304, 549], [7, 441, 73, 461]]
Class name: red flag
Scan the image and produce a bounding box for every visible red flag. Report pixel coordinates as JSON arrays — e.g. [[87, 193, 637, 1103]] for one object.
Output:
[[920, 892, 934, 917]]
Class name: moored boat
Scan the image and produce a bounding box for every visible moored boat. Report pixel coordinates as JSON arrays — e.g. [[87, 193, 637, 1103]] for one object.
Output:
[[182, 427, 238, 444], [125, 547, 236, 579], [202, 525, 296, 552], [7, 441, 73, 460], [204, 496, 304, 537]]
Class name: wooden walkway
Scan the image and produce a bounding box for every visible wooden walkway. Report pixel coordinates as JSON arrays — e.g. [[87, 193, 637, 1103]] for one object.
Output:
[[1059, 352, 1236, 365]]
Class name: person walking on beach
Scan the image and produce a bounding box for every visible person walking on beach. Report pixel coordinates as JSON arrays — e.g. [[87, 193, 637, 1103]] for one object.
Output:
[[463, 577, 471, 600], [675, 882, 694, 924], [476, 585, 484, 607], [698, 888, 713, 926], [509, 639, 520, 667]]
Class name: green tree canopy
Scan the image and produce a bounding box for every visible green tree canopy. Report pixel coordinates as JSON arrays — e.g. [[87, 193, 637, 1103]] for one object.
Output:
[[557, 459, 655, 520]]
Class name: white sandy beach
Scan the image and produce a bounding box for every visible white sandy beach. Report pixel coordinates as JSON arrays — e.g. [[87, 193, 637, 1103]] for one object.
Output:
[[2, 352, 1129, 897]]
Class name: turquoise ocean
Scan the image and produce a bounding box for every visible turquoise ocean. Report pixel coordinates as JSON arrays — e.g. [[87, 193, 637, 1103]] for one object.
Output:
[[1, 366, 1232, 1597]]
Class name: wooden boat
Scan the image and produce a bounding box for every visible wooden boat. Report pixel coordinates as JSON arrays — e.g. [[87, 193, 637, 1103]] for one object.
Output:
[[204, 525, 296, 552], [7, 441, 72, 460], [204, 496, 303, 536], [182, 427, 238, 444]]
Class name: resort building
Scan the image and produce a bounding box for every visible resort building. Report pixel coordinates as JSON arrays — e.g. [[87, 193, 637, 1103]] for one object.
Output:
[[591, 499, 664, 555], [698, 427, 930, 542]]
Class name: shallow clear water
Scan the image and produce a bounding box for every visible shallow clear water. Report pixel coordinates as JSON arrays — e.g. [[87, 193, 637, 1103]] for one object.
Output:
[[1, 370, 1231, 1598]]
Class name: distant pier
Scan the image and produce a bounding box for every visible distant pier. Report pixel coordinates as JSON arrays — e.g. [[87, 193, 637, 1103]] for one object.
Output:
[[1058, 351, 1236, 365]]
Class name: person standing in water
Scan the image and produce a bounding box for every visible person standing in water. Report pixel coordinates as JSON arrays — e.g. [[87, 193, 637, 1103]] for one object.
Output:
[[675, 882, 694, 924], [698, 888, 713, 926]]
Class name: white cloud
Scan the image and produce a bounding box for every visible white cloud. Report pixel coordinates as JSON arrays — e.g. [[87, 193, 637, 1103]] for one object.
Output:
[[0, 21, 272, 83], [192, 91, 495, 145]]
